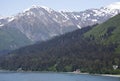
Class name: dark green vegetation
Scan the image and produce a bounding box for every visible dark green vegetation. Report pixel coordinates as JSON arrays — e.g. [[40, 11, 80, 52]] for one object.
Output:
[[0, 26, 32, 51], [84, 14, 120, 53], [0, 14, 120, 74]]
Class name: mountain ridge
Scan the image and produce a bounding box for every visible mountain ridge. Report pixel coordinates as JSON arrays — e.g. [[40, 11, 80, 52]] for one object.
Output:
[[0, 2, 120, 51], [0, 14, 120, 73]]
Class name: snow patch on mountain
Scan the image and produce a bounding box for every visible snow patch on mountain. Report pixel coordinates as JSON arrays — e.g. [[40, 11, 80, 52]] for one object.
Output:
[[0, 24, 4, 27], [105, 2, 120, 10], [60, 11, 70, 20], [91, 19, 97, 22], [40, 6, 54, 13], [8, 17, 15, 22], [77, 25, 82, 29]]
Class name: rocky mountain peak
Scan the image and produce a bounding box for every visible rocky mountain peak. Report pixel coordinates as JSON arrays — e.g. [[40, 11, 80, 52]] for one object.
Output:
[[0, 2, 120, 44], [23, 5, 54, 14]]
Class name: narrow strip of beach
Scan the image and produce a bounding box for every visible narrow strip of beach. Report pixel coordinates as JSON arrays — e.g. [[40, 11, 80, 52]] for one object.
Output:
[[67, 72, 120, 78], [99, 74, 120, 78]]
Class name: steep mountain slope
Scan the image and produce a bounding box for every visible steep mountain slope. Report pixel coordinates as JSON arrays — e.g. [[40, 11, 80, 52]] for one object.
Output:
[[84, 14, 120, 53], [0, 2, 120, 51], [7, 6, 78, 42], [0, 26, 32, 51], [0, 2, 120, 42], [0, 14, 120, 74]]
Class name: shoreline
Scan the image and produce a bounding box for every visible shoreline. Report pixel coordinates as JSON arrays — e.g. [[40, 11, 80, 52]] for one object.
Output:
[[96, 74, 120, 78], [65, 72, 120, 78], [0, 70, 120, 77], [69, 72, 120, 78]]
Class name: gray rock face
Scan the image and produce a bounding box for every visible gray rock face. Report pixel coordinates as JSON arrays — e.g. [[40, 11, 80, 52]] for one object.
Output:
[[0, 2, 120, 43]]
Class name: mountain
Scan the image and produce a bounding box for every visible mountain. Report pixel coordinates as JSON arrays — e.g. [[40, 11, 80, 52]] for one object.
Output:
[[0, 26, 32, 51], [0, 6, 79, 42], [105, 2, 120, 10], [0, 14, 120, 74], [84, 14, 120, 53], [0, 2, 120, 51]]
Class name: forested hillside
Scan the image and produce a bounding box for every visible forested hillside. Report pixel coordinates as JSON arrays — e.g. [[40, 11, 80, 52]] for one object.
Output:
[[0, 14, 120, 74]]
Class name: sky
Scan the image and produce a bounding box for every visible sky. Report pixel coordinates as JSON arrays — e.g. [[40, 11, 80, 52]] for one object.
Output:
[[0, 0, 120, 16]]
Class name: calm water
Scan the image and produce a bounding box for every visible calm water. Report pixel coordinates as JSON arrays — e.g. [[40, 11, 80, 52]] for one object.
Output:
[[0, 72, 119, 81]]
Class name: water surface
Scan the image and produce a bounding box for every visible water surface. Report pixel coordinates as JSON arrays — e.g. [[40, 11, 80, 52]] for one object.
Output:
[[0, 72, 119, 81]]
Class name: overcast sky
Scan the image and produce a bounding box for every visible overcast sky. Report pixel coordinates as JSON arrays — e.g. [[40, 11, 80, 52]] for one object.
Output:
[[0, 0, 119, 16]]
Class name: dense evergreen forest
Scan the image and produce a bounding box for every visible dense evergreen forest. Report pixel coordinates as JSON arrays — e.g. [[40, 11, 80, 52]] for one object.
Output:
[[0, 14, 120, 74]]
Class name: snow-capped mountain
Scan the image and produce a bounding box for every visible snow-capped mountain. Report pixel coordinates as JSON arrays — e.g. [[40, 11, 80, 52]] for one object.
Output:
[[105, 2, 120, 10], [0, 5, 78, 42], [0, 2, 120, 50], [63, 2, 120, 27]]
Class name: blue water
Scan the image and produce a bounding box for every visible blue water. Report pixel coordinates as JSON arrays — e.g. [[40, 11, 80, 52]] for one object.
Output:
[[0, 72, 119, 81]]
